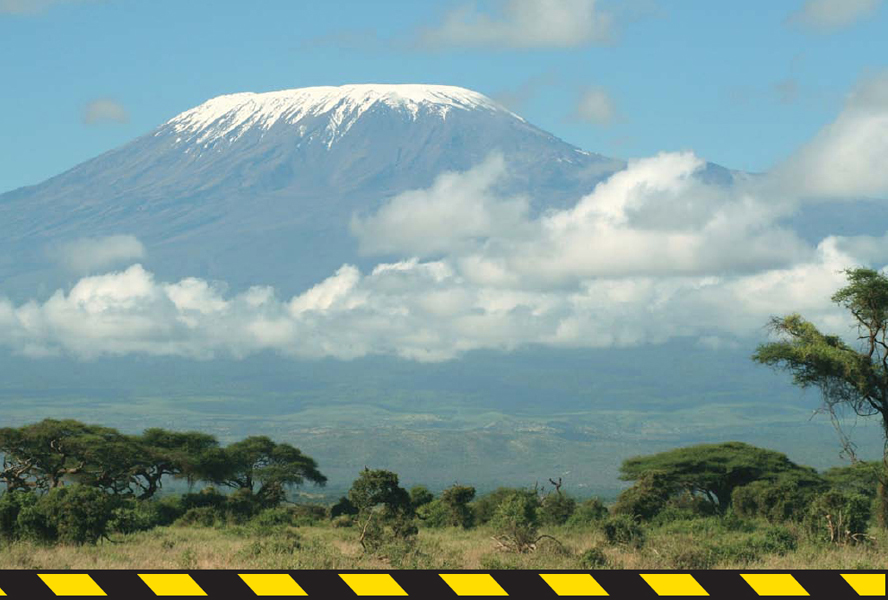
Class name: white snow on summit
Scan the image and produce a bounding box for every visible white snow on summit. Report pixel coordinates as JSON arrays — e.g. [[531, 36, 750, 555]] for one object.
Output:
[[166, 84, 521, 147]]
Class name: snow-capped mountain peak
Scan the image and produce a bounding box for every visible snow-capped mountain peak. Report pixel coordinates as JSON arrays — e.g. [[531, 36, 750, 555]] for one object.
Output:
[[165, 84, 522, 148]]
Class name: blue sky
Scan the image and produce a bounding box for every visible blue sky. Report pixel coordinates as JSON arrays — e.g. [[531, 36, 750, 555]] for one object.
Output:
[[1, 0, 886, 193]]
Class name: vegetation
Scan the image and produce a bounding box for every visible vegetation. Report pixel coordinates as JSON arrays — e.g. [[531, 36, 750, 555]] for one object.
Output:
[[754, 267, 888, 527]]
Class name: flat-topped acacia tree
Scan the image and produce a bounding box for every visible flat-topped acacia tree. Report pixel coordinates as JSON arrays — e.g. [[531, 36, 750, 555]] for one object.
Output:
[[753, 267, 888, 523]]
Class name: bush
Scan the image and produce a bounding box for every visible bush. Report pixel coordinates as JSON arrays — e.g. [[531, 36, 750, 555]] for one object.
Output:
[[579, 545, 609, 569], [331, 515, 354, 528], [108, 500, 159, 534], [440, 485, 476, 529], [612, 473, 671, 521], [566, 497, 608, 528], [472, 488, 523, 525], [249, 507, 297, 534], [409, 486, 434, 510], [539, 493, 577, 526], [491, 490, 541, 552], [0, 491, 37, 540], [417, 499, 451, 528], [805, 490, 871, 545], [602, 514, 645, 548], [17, 486, 114, 545], [330, 496, 359, 519], [176, 506, 226, 528], [665, 545, 718, 570], [732, 478, 819, 523]]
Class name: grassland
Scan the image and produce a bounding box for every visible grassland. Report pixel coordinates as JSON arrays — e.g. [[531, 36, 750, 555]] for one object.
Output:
[[3, 518, 888, 571]]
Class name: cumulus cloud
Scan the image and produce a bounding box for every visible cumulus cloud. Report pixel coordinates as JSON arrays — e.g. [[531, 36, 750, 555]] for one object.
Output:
[[574, 87, 617, 125], [51, 235, 145, 274], [355, 151, 811, 284], [0, 238, 878, 362], [420, 0, 614, 49], [774, 71, 888, 199], [788, 0, 882, 32], [82, 99, 129, 125], [4, 147, 885, 362]]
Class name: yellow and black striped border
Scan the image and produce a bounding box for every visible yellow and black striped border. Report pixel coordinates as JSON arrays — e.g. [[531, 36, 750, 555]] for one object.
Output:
[[0, 571, 883, 597]]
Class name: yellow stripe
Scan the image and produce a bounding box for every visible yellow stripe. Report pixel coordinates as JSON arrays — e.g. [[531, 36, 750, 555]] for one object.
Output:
[[239, 574, 307, 596], [641, 574, 709, 596], [440, 574, 508, 596], [339, 574, 407, 596], [138, 574, 207, 596], [0, 585, 5, 596], [842, 574, 886, 596], [541, 573, 608, 596], [38, 574, 106, 596], [741, 574, 809, 596]]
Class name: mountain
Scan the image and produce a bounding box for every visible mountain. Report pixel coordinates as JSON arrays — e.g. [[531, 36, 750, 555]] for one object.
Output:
[[0, 84, 638, 297]]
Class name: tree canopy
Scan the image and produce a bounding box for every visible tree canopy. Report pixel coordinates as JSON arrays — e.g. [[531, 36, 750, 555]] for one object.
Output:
[[753, 268, 888, 439], [0, 420, 324, 504], [619, 441, 822, 509]]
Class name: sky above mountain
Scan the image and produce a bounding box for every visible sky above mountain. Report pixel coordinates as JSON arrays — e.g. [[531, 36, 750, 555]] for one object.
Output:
[[2, 0, 887, 193]]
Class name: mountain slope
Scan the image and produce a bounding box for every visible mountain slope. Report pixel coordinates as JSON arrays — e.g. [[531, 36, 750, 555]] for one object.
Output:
[[0, 84, 630, 296]]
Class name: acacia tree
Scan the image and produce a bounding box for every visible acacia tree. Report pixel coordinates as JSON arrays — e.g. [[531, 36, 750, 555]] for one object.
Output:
[[753, 268, 888, 521], [618, 441, 821, 513], [205, 436, 326, 506]]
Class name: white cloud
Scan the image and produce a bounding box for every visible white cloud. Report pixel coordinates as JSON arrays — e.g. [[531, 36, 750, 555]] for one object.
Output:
[[4, 149, 885, 363], [788, 0, 882, 32], [774, 71, 888, 199], [355, 150, 811, 285], [0, 237, 877, 362], [574, 88, 617, 125], [421, 0, 614, 49], [51, 235, 145, 274], [5, 74, 888, 363], [82, 99, 129, 125]]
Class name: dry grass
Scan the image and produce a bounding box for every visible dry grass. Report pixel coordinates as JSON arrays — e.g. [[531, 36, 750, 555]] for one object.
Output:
[[3, 520, 888, 570]]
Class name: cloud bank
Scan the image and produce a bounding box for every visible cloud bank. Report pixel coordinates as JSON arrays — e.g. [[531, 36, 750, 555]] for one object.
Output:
[[421, 0, 614, 49]]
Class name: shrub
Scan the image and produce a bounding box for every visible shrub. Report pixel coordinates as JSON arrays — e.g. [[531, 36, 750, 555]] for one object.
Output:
[[330, 496, 358, 519], [732, 477, 820, 523], [805, 490, 871, 545], [249, 507, 297, 534], [539, 493, 577, 526], [108, 501, 159, 534], [417, 499, 450, 528], [176, 506, 225, 528], [440, 485, 476, 529], [409, 486, 434, 510], [665, 545, 717, 570], [17, 486, 114, 545], [491, 490, 541, 552], [0, 490, 37, 540], [331, 515, 354, 528], [612, 473, 671, 521], [579, 545, 609, 569], [181, 487, 228, 511], [566, 497, 608, 527], [602, 514, 645, 548], [472, 488, 523, 525]]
